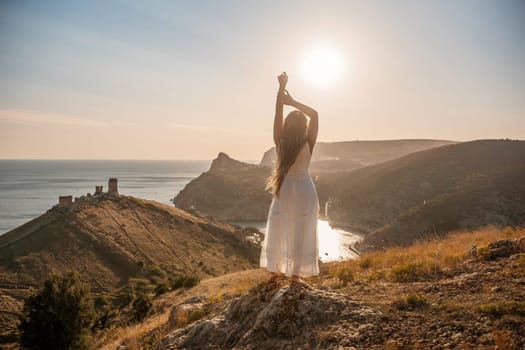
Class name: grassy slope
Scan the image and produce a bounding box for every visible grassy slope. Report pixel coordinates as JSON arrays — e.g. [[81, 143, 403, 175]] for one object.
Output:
[[0, 195, 259, 290], [0, 195, 260, 343], [327, 140, 525, 249], [102, 226, 525, 349]]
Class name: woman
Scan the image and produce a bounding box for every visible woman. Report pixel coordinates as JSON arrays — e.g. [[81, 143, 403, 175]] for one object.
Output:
[[260, 72, 320, 281]]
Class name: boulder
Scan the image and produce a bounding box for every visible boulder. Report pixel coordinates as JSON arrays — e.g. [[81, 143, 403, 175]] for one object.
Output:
[[158, 279, 381, 349]]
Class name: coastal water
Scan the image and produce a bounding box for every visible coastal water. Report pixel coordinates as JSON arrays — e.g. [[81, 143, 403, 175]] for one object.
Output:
[[0, 160, 360, 261], [233, 220, 360, 262], [0, 160, 211, 234]]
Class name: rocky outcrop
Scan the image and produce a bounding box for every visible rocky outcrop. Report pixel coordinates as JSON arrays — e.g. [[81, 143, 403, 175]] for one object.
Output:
[[158, 279, 381, 349], [173, 153, 273, 221], [465, 236, 525, 260], [210, 152, 249, 172]]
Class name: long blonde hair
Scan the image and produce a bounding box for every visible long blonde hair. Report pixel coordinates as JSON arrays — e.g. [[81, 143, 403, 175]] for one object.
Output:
[[265, 110, 308, 198]]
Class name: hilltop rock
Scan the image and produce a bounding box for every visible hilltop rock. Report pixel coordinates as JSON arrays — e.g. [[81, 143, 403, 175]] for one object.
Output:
[[210, 152, 249, 171], [158, 279, 381, 349], [174, 153, 273, 221]]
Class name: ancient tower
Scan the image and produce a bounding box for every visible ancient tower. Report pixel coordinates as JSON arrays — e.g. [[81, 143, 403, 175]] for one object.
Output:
[[95, 186, 103, 195], [58, 195, 73, 208], [108, 178, 118, 195]]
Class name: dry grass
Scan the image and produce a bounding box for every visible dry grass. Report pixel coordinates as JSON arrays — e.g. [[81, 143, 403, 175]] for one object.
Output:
[[323, 226, 524, 284], [97, 268, 267, 349]]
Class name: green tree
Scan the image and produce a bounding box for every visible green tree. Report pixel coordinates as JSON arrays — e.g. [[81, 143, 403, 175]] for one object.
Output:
[[19, 271, 95, 350]]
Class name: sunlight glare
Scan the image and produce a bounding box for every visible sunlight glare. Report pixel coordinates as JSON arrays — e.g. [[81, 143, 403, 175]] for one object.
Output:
[[301, 46, 345, 87]]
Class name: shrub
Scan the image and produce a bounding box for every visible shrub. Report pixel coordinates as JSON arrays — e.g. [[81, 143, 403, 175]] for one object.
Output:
[[132, 294, 153, 322], [334, 267, 354, 286], [147, 265, 167, 281], [18, 271, 95, 350], [94, 294, 110, 310], [128, 278, 153, 295], [516, 253, 525, 268], [187, 308, 205, 323], [358, 257, 372, 269], [118, 283, 136, 307], [478, 301, 525, 317], [390, 261, 441, 282], [169, 274, 200, 290], [393, 293, 429, 310], [154, 282, 170, 296], [475, 245, 492, 260]]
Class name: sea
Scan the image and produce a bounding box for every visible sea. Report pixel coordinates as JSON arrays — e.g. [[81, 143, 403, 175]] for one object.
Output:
[[0, 160, 360, 262]]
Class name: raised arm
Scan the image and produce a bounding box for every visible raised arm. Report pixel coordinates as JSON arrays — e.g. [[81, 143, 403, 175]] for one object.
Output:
[[273, 72, 288, 146], [283, 91, 319, 152]]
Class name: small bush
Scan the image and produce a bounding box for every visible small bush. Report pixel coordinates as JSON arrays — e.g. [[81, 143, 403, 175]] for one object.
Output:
[[393, 293, 429, 310], [94, 294, 110, 310], [478, 301, 525, 317], [358, 257, 372, 269], [390, 261, 441, 282], [476, 245, 492, 260], [334, 267, 354, 286], [128, 278, 154, 295], [187, 308, 205, 323], [147, 265, 168, 281], [516, 253, 525, 268], [132, 294, 153, 322], [169, 274, 200, 290], [118, 283, 136, 307], [154, 282, 170, 296]]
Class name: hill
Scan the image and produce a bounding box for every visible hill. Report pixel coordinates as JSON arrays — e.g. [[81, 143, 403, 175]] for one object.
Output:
[[173, 153, 274, 221], [0, 193, 260, 343], [173, 152, 347, 222], [174, 140, 455, 223], [260, 139, 457, 171], [98, 226, 525, 349], [326, 140, 525, 250]]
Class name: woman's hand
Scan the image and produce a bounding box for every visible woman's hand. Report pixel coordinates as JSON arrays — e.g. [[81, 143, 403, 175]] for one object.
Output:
[[281, 89, 295, 106], [277, 72, 288, 89]]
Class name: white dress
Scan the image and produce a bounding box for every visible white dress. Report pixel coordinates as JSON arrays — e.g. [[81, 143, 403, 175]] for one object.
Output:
[[260, 142, 320, 277]]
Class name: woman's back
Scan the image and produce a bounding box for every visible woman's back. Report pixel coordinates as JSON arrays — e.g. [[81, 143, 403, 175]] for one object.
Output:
[[287, 142, 312, 175]]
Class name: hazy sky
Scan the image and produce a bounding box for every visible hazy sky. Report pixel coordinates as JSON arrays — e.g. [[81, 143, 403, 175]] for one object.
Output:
[[1, 0, 524, 160]]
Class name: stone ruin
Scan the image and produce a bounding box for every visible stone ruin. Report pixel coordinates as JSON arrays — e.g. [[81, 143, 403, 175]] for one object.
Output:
[[57, 178, 118, 207], [58, 195, 73, 208], [108, 178, 118, 195], [95, 186, 103, 195]]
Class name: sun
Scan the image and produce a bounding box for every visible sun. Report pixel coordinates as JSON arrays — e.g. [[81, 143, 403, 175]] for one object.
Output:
[[301, 46, 344, 87]]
